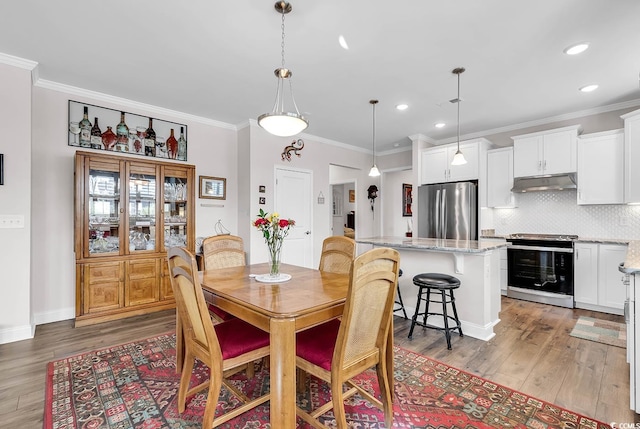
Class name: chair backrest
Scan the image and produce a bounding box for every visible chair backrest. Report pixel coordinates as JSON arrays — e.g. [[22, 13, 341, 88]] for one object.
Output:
[[202, 235, 246, 269], [167, 247, 222, 359], [333, 247, 400, 367], [318, 235, 356, 275]]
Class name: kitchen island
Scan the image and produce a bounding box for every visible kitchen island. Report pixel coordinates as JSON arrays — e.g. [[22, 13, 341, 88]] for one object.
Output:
[[357, 237, 507, 341]]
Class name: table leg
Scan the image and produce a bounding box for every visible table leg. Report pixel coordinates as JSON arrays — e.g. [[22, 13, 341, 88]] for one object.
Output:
[[270, 317, 297, 429]]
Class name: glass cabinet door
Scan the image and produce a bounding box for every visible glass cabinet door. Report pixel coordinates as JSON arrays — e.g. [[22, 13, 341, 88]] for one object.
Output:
[[163, 171, 188, 250], [88, 166, 121, 255], [128, 166, 157, 253]]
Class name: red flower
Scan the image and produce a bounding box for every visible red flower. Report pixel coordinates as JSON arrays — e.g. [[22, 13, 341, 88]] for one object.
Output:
[[279, 219, 289, 228], [254, 218, 267, 227]]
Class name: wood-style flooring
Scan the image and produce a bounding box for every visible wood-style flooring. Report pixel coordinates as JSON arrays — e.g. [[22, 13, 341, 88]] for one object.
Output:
[[0, 296, 637, 428]]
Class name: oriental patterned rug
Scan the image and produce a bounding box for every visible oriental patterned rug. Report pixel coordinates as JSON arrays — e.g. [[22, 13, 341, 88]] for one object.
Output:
[[44, 332, 611, 429], [569, 315, 626, 348]]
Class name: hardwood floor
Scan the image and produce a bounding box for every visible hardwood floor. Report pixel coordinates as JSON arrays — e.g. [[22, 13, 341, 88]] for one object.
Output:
[[1, 296, 637, 428]]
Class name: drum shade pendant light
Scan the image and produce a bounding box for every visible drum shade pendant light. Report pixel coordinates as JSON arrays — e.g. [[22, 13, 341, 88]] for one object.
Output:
[[450, 67, 467, 166], [258, 2, 309, 137], [368, 100, 380, 177]]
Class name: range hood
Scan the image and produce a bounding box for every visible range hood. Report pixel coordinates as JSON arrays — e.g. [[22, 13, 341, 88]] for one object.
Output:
[[511, 173, 577, 193]]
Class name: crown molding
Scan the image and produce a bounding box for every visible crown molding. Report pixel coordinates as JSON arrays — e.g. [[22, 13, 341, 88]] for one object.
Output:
[[435, 98, 640, 145], [0, 52, 38, 70], [34, 79, 237, 130]]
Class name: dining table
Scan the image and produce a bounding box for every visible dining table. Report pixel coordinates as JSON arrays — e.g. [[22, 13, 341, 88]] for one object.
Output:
[[179, 262, 394, 429]]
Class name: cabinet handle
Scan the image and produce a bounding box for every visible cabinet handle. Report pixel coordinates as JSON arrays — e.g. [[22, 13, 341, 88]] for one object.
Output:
[[538, 160, 542, 170], [543, 160, 547, 170], [576, 249, 579, 259]]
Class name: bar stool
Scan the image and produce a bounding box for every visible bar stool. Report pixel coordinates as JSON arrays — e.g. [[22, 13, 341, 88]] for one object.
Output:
[[408, 273, 463, 349], [393, 269, 408, 319]]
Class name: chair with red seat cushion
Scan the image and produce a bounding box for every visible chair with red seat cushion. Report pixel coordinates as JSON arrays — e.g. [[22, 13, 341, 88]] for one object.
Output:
[[295, 247, 400, 429], [167, 246, 270, 428]]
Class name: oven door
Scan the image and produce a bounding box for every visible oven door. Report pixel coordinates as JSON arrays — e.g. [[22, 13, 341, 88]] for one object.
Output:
[[507, 245, 574, 295]]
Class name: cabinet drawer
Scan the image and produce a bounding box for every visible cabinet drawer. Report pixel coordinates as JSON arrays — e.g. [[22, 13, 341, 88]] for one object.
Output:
[[87, 262, 123, 283], [83, 262, 125, 314]]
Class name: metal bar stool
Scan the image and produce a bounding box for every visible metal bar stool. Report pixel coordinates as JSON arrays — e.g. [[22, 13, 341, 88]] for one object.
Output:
[[408, 273, 463, 349], [393, 269, 408, 319]]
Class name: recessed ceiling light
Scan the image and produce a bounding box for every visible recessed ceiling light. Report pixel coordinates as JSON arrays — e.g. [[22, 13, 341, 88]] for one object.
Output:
[[393, 143, 401, 147], [396, 104, 408, 111], [564, 42, 589, 55], [435, 122, 445, 128], [579, 84, 599, 92], [338, 35, 349, 50]]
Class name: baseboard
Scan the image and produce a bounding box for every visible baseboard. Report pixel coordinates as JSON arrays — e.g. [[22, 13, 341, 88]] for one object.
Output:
[[0, 324, 35, 344], [33, 307, 76, 326]]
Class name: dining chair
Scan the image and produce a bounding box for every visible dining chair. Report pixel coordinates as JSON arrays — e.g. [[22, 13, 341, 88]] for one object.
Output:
[[295, 247, 400, 429], [202, 234, 246, 322], [318, 235, 356, 274], [167, 246, 271, 428]]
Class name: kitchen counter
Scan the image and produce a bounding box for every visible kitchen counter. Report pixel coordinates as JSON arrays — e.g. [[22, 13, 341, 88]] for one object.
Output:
[[575, 237, 631, 245], [356, 236, 502, 341], [356, 236, 507, 253]]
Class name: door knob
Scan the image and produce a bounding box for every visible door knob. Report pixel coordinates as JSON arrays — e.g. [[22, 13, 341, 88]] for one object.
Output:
[[305, 231, 311, 235]]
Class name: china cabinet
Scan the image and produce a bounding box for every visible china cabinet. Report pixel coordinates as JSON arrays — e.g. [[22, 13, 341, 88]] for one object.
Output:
[[74, 151, 195, 326]]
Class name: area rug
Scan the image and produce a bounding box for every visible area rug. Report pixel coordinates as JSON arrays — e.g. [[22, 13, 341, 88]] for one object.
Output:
[[570, 315, 626, 348], [45, 332, 611, 429]]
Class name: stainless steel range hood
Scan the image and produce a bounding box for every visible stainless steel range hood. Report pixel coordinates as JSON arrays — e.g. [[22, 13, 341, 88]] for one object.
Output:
[[511, 173, 577, 193]]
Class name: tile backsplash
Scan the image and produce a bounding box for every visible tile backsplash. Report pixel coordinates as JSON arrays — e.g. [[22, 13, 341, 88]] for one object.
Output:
[[493, 190, 640, 240]]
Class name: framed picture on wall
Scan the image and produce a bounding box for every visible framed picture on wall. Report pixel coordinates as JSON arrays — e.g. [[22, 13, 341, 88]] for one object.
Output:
[[402, 183, 412, 217], [199, 176, 226, 200], [349, 189, 355, 203]]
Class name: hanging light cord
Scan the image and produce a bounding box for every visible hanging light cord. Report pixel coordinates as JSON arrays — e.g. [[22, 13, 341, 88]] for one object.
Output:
[[456, 71, 461, 150], [372, 101, 376, 165], [280, 5, 286, 70]]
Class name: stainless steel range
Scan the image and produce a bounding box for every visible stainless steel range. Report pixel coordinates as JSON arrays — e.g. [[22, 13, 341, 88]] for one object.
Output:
[[506, 233, 578, 308]]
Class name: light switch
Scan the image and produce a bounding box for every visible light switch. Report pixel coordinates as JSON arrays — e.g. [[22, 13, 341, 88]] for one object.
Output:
[[0, 215, 25, 228]]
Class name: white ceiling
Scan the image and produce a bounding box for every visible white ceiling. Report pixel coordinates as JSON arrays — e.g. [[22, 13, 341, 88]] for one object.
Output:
[[2, 0, 640, 153]]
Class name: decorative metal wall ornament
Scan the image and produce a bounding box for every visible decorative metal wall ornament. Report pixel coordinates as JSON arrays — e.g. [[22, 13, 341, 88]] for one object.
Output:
[[281, 138, 304, 161]]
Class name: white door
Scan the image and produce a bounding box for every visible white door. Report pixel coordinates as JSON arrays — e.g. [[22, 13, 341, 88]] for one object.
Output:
[[275, 167, 313, 268]]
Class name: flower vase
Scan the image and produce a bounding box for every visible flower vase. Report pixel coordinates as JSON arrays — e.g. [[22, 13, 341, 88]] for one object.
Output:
[[269, 245, 281, 278]]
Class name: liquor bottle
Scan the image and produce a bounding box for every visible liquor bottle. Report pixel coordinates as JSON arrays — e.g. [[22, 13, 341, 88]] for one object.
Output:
[[144, 118, 156, 157], [115, 112, 129, 152], [90, 117, 102, 149], [166, 128, 178, 159], [101, 126, 117, 150], [79, 106, 92, 148], [177, 126, 187, 160]]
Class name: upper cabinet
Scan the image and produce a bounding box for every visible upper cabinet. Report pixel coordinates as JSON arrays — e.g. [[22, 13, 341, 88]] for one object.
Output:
[[487, 147, 515, 208], [512, 125, 581, 177], [420, 138, 494, 185], [622, 108, 640, 203], [577, 129, 624, 205]]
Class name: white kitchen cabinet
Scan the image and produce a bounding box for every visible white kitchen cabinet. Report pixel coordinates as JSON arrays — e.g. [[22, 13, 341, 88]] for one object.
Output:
[[487, 147, 515, 208], [420, 142, 478, 184], [512, 125, 581, 177], [574, 242, 627, 315], [622, 108, 640, 203], [577, 129, 624, 205]]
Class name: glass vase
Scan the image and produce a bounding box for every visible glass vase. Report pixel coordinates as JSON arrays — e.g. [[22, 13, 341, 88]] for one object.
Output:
[[268, 243, 281, 278]]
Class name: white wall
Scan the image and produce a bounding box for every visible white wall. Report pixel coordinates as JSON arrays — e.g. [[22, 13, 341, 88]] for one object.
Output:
[[30, 83, 239, 327], [0, 62, 33, 343], [382, 169, 413, 236]]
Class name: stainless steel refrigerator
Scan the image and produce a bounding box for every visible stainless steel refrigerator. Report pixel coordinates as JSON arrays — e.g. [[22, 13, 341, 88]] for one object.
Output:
[[417, 181, 477, 240]]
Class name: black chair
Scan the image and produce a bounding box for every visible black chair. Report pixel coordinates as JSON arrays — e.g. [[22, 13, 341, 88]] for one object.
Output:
[[408, 273, 463, 349], [393, 269, 408, 319]]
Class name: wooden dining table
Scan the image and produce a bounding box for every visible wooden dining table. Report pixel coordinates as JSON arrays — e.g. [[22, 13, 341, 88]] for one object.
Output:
[[183, 262, 394, 429]]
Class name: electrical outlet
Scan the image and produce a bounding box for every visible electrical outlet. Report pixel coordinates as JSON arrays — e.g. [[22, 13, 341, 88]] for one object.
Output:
[[0, 215, 25, 228]]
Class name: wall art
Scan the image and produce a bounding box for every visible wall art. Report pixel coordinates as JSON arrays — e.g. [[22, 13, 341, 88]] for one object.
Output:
[[199, 176, 226, 200], [68, 100, 188, 161], [402, 183, 413, 217]]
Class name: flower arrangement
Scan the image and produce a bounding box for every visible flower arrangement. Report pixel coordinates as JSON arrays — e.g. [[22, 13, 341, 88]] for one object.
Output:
[[252, 209, 295, 277]]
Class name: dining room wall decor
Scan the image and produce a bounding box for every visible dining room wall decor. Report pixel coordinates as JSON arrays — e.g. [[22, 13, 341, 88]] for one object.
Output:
[[68, 100, 188, 161], [402, 183, 412, 217]]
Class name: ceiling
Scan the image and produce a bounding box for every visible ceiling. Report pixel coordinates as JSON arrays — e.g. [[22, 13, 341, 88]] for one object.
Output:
[[2, 0, 640, 153]]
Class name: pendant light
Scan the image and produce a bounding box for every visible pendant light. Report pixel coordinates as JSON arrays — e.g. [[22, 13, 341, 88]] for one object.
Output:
[[368, 99, 380, 177], [258, 2, 309, 137], [450, 67, 467, 166]]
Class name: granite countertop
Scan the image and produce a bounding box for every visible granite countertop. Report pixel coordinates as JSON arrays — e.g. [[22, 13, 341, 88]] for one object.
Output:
[[356, 236, 507, 253], [574, 237, 630, 245], [622, 241, 640, 274]]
